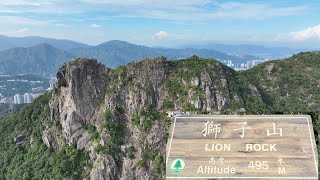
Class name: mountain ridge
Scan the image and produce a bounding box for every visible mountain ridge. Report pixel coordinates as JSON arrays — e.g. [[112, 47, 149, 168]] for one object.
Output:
[[0, 35, 89, 51], [0, 43, 73, 75], [0, 52, 319, 179], [182, 42, 307, 59], [0, 41, 260, 75], [0, 34, 311, 60]]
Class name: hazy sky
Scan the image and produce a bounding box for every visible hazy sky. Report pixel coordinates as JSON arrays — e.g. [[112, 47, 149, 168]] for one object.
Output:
[[0, 0, 320, 48]]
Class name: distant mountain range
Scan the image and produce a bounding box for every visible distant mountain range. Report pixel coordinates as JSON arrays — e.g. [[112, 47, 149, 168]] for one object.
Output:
[[0, 35, 311, 76], [0, 44, 73, 75], [68, 40, 258, 68], [0, 35, 89, 50], [0, 35, 265, 75], [182, 43, 307, 59]]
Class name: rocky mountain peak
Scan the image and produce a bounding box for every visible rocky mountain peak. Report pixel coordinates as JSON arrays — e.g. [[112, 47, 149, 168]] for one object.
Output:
[[2, 52, 320, 179], [43, 56, 241, 179]]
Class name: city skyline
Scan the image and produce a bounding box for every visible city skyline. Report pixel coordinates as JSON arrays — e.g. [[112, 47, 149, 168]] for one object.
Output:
[[13, 93, 43, 104], [0, 76, 55, 104]]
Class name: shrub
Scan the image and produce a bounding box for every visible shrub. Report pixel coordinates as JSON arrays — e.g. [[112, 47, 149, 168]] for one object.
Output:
[[182, 103, 197, 112], [84, 124, 96, 134], [163, 100, 173, 109], [84, 125, 100, 141], [138, 148, 158, 168], [115, 106, 124, 114], [127, 75, 133, 82], [127, 146, 136, 159], [143, 120, 152, 132], [131, 115, 140, 126], [90, 132, 100, 141], [104, 110, 112, 121], [112, 73, 118, 79], [107, 121, 125, 155], [95, 144, 108, 154]]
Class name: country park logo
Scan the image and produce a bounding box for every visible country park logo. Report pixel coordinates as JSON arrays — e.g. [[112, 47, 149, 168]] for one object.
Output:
[[170, 158, 186, 174]]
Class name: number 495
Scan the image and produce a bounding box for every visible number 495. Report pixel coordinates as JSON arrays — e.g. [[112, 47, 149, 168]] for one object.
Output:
[[248, 161, 269, 170]]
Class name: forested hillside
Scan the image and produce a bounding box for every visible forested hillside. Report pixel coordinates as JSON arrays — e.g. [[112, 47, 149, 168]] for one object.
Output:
[[0, 52, 319, 179]]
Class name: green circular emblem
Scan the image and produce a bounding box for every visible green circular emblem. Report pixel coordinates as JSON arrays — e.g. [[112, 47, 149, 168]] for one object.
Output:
[[170, 158, 186, 174]]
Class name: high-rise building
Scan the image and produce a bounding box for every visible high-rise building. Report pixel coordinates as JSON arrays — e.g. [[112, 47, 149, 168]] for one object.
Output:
[[24, 93, 33, 104], [48, 77, 58, 90], [14, 94, 24, 104], [32, 93, 43, 99]]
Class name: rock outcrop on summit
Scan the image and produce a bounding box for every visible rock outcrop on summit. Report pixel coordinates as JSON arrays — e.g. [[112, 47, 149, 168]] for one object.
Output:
[[42, 56, 248, 179], [1, 52, 320, 179]]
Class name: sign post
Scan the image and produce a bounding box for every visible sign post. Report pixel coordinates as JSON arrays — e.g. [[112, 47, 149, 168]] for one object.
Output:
[[166, 115, 318, 179]]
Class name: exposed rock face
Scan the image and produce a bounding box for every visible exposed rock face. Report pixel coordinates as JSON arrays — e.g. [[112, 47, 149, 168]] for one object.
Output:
[[101, 58, 169, 179], [90, 156, 117, 180], [183, 65, 235, 112], [105, 58, 169, 114], [42, 57, 246, 179], [45, 59, 111, 150]]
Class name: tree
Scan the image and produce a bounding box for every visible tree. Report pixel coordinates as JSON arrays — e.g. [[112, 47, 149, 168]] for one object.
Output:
[[174, 160, 182, 170]]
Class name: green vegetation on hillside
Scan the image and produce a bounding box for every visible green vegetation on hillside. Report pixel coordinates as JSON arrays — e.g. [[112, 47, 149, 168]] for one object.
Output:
[[240, 52, 320, 113], [0, 52, 320, 179], [131, 106, 161, 133], [0, 104, 25, 120], [0, 44, 74, 75], [165, 55, 242, 113], [0, 93, 90, 179]]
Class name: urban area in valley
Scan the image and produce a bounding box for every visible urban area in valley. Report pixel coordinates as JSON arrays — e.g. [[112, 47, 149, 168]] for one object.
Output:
[[221, 59, 266, 70], [0, 75, 56, 104]]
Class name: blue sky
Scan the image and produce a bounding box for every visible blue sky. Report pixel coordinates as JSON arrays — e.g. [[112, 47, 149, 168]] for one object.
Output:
[[0, 0, 320, 48]]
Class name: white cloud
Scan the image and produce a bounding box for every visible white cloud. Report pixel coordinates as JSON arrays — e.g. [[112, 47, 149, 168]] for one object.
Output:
[[0, 1, 81, 14], [81, 0, 212, 10], [89, 24, 101, 28], [0, 0, 40, 6], [76, 1, 307, 21], [55, 23, 70, 28], [0, 16, 48, 25], [0, 1, 308, 21], [0, 0, 312, 46], [207, 2, 307, 20], [275, 25, 320, 41], [153, 31, 168, 40], [16, 27, 29, 33]]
